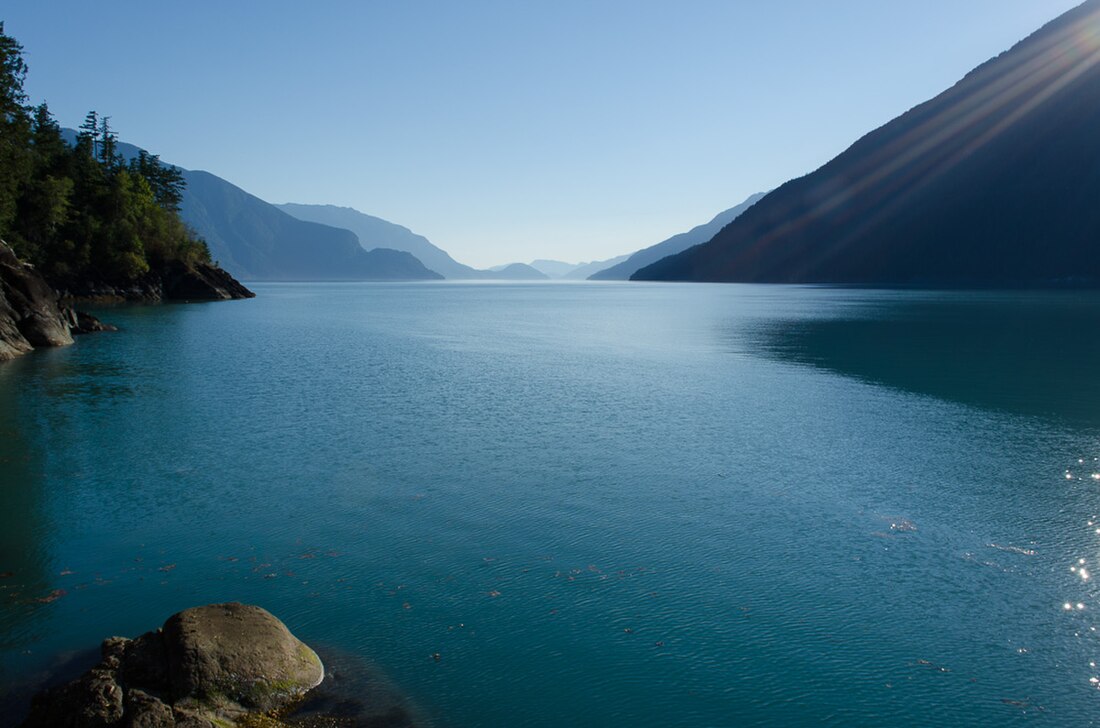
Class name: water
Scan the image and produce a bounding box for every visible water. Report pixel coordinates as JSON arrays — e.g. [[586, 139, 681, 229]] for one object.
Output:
[[2, 282, 1100, 726]]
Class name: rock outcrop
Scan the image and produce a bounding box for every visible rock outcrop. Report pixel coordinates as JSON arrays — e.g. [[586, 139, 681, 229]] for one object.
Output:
[[0, 240, 115, 362], [160, 260, 255, 301], [1, 236, 255, 362], [53, 260, 255, 303], [21, 603, 325, 728]]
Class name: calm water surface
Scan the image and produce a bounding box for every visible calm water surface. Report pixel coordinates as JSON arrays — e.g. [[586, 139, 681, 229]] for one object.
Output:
[[2, 282, 1100, 726]]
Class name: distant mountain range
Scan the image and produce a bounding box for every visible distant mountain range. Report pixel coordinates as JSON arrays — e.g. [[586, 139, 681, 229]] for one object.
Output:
[[529, 259, 578, 278], [499, 256, 629, 279], [276, 204, 570, 280], [590, 192, 765, 280], [635, 0, 1100, 286], [564, 256, 630, 279], [181, 173, 440, 281], [274, 203, 482, 279]]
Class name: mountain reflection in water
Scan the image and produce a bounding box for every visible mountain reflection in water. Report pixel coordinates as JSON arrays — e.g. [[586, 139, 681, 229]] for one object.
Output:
[[746, 291, 1100, 428]]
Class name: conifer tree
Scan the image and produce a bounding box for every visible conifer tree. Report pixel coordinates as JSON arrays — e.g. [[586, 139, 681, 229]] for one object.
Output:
[[129, 150, 185, 212], [78, 111, 99, 160], [98, 115, 119, 169], [0, 22, 32, 237]]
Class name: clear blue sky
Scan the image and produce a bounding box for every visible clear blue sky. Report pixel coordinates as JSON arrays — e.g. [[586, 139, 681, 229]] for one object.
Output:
[[2, 0, 1082, 268]]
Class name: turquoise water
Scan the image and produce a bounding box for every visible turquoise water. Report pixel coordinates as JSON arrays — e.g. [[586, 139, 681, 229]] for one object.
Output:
[[2, 282, 1100, 726]]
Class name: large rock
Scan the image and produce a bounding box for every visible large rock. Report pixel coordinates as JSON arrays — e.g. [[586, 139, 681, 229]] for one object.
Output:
[[162, 603, 324, 712], [0, 239, 74, 358], [0, 239, 116, 361], [21, 603, 325, 728], [0, 277, 35, 360], [160, 260, 255, 301]]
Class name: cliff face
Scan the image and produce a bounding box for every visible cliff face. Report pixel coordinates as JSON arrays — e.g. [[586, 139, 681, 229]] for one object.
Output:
[[0, 240, 78, 361]]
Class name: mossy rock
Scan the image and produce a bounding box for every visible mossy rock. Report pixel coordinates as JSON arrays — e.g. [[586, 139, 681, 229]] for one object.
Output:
[[20, 603, 325, 727], [164, 603, 325, 713]]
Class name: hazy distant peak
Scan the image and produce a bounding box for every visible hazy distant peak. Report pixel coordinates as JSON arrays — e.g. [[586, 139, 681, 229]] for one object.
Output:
[[590, 192, 765, 280], [529, 259, 582, 278], [484, 262, 551, 280]]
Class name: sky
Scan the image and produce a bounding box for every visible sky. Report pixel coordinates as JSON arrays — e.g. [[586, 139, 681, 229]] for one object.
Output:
[[1, 0, 1083, 269]]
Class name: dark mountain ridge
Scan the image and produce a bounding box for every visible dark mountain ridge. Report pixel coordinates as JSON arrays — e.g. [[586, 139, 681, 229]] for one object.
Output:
[[635, 1, 1100, 286]]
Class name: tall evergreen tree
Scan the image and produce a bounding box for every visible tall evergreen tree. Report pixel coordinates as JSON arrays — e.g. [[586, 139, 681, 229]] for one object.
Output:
[[78, 110, 99, 160], [97, 115, 120, 169], [0, 22, 32, 237]]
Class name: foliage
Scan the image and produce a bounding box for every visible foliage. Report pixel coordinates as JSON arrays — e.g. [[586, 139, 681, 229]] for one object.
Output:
[[0, 23, 210, 284]]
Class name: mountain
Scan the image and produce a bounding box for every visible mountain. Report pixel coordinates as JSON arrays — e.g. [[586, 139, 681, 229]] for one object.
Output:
[[180, 174, 440, 281], [529, 259, 580, 278], [563, 255, 631, 279], [275, 204, 562, 280], [635, 1, 1100, 287], [61, 131, 441, 282], [500, 257, 633, 280], [526, 258, 631, 279], [489, 263, 550, 280], [591, 193, 765, 280], [275, 203, 481, 279]]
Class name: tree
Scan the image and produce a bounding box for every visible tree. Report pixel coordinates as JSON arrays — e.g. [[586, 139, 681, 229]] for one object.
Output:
[[11, 104, 74, 265], [0, 22, 32, 237], [77, 110, 99, 160], [0, 22, 26, 111], [129, 150, 186, 212], [30, 103, 70, 171], [98, 115, 120, 170]]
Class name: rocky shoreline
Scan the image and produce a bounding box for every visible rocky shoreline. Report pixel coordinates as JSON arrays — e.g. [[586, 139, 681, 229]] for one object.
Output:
[[21, 603, 325, 728], [0, 239, 253, 362], [53, 258, 255, 304]]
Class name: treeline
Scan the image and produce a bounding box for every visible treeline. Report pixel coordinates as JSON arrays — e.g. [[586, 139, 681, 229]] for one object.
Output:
[[0, 23, 209, 285]]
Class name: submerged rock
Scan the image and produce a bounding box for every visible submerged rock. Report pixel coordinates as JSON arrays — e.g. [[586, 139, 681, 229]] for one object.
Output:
[[69, 308, 118, 336], [21, 603, 324, 728], [283, 644, 426, 727]]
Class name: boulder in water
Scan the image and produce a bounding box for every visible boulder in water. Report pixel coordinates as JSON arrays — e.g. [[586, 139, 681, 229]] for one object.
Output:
[[21, 603, 324, 728]]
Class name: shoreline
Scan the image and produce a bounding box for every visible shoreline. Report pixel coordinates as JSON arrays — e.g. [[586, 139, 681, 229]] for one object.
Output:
[[0, 239, 252, 363]]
